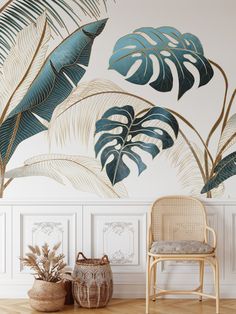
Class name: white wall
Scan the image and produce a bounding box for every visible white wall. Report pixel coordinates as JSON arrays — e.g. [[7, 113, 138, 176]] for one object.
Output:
[[1, 0, 236, 199]]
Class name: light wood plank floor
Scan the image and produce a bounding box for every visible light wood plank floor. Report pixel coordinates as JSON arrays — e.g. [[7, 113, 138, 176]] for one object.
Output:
[[0, 299, 236, 314]]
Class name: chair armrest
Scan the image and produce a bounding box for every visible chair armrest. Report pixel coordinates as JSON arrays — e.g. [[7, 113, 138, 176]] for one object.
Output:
[[205, 225, 217, 249], [147, 226, 152, 251], [147, 209, 153, 251]]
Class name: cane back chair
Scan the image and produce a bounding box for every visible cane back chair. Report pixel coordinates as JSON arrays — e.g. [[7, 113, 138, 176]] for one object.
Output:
[[146, 196, 219, 313]]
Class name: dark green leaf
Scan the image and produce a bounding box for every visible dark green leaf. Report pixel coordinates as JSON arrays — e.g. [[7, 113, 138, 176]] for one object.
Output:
[[0, 0, 108, 64], [0, 19, 107, 162], [201, 152, 236, 193], [109, 26, 213, 99], [95, 105, 179, 185]]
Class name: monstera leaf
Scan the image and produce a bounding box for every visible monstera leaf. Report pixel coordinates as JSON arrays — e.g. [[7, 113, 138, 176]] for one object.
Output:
[[95, 105, 179, 185], [0, 18, 107, 162], [201, 152, 236, 193], [109, 26, 214, 99]]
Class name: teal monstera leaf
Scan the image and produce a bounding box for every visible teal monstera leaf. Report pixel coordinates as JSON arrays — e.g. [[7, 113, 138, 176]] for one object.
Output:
[[201, 152, 236, 193], [109, 26, 213, 99], [0, 18, 107, 163], [95, 105, 179, 185]]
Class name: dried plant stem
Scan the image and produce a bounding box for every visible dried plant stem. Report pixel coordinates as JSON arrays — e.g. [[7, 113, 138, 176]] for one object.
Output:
[[20, 243, 66, 282]]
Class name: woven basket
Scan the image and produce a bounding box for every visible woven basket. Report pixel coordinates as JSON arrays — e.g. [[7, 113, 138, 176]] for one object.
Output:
[[72, 252, 113, 308]]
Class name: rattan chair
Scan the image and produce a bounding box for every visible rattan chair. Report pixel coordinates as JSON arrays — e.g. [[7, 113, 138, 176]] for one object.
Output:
[[146, 195, 219, 313]]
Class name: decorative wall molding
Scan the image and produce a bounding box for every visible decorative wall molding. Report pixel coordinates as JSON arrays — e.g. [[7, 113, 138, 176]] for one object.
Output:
[[0, 199, 235, 298], [32, 222, 64, 235], [11, 205, 83, 280], [103, 222, 135, 265], [83, 205, 146, 273]]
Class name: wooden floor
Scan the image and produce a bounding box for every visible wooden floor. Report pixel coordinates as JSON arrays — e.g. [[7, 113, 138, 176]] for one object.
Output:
[[0, 299, 236, 314]]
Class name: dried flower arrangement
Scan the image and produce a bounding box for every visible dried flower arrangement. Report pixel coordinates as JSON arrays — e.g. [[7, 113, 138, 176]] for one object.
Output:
[[20, 242, 66, 282]]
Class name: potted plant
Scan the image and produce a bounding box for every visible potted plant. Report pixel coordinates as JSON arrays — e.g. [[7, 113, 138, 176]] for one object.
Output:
[[20, 242, 67, 312]]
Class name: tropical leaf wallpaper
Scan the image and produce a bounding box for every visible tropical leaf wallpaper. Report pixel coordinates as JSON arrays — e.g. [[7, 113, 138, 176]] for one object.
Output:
[[0, 0, 235, 199], [108, 26, 214, 99]]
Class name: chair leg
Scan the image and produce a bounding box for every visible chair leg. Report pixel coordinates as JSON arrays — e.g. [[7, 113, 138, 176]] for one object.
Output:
[[199, 260, 204, 301], [146, 255, 151, 314], [215, 258, 220, 314], [152, 260, 157, 301]]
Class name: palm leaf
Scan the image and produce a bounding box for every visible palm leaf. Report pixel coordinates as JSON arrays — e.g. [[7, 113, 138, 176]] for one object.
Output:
[[49, 79, 177, 153], [5, 154, 127, 198], [95, 105, 178, 185], [217, 114, 236, 155], [0, 0, 109, 65], [0, 19, 107, 162], [166, 132, 224, 197], [201, 151, 236, 194], [109, 26, 214, 99], [0, 13, 50, 119]]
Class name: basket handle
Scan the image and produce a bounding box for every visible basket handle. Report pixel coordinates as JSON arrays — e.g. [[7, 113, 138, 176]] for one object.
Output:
[[76, 252, 88, 262], [100, 254, 110, 264]]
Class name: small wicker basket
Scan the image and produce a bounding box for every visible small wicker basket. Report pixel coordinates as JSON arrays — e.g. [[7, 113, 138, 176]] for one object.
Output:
[[72, 252, 113, 308]]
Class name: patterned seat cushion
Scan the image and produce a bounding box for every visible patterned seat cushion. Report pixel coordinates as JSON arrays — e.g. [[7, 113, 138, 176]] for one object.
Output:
[[150, 240, 214, 254]]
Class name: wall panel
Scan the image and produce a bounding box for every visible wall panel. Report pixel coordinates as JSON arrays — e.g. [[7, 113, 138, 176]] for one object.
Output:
[[12, 205, 82, 281], [0, 200, 234, 298]]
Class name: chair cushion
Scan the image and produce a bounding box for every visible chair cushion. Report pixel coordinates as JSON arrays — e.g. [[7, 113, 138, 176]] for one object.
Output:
[[150, 240, 214, 254]]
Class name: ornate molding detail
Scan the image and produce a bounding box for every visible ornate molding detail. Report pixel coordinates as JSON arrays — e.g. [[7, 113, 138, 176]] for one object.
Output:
[[103, 222, 134, 235], [103, 221, 136, 265], [32, 222, 64, 236], [110, 250, 134, 264]]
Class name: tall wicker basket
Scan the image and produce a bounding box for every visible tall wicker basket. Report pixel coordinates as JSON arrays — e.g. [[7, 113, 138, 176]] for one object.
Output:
[[72, 252, 113, 308]]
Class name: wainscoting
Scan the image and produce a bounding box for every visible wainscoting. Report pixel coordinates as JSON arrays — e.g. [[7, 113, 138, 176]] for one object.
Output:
[[0, 199, 235, 298]]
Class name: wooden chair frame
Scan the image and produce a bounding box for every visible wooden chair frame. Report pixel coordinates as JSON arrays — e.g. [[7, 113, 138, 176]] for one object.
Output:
[[146, 196, 219, 314]]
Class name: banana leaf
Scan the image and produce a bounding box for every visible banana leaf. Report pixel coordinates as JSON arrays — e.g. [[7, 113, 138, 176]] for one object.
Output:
[[0, 18, 107, 162], [0, 0, 108, 64], [201, 151, 236, 193]]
